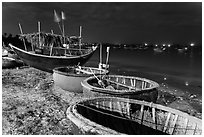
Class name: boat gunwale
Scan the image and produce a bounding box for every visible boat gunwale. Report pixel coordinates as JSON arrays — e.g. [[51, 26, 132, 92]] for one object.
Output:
[[68, 97, 202, 133], [85, 97, 202, 124], [66, 100, 123, 135], [53, 66, 109, 77], [9, 43, 97, 59]]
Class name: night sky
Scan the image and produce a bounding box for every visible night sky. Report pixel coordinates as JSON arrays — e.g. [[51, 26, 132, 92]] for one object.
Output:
[[2, 2, 202, 44]]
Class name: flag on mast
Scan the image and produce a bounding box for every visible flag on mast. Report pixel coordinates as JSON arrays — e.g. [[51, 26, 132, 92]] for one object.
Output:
[[61, 11, 66, 20], [107, 47, 110, 53], [54, 10, 61, 22]]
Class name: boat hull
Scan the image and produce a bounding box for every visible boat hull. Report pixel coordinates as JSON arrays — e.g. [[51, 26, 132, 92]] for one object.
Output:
[[53, 67, 109, 93], [10, 44, 96, 73], [81, 75, 159, 103], [66, 97, 202, 135]]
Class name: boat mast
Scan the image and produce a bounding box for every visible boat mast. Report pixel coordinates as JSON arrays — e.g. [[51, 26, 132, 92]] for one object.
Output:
[[18, 23, 27, 51], [38, 21, 41, 48], [105, 47, 110, 69], [61, 11, 66, 44], [99, 43, 102, 69], [50, 30, 54, 56], [79, 26, 82, 49]]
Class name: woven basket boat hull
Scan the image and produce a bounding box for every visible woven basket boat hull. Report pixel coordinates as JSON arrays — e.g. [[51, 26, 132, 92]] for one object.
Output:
[[2, 57, 24, 69], [81, 75, 159, 102], [66, 97, 202, 135], [53, 67, 109, 93]]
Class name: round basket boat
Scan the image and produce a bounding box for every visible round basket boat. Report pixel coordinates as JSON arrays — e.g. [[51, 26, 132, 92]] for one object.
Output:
[[81, 75, 159, 102], [66, 97, 202, 135], [2, 57, 24, 69], [53, 66, 109, 93]]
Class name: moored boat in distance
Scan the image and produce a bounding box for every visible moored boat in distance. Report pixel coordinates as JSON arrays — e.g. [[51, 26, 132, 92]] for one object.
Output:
[[153, 47, 163, 53], [53, 66, 109, 93], [81, 75, 159, 102], [66, 97, 202, 135]]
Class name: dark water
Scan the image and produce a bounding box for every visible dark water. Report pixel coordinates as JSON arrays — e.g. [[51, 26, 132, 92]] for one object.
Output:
[[86, 46, 202, 98]]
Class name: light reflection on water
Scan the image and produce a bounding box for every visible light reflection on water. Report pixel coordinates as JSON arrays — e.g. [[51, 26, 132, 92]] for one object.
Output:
[[86, 47, 202, 96]]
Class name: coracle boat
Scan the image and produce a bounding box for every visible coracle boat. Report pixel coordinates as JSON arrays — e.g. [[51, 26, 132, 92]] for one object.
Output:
[[66, 97, 202, 135], [2, 56, 24, 69], [9, 21, 97, 72], [53, 66, 109, 93], [81, 75, 159, 102], [2, 47, 24, 69]]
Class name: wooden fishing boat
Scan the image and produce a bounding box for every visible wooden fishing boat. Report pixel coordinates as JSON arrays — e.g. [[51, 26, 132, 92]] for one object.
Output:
[[53, 66, 109, 93], [81, 75, 159, 102], [9, 42, 97, 73], [66, 97, 202, 135], [9, 21, 97, 73]]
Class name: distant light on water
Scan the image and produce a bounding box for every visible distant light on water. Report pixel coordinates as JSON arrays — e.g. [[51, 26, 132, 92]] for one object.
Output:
[[190, 43, 195, 47], [167, 44, 171, 47], [155, 44, 158, 47], [162, 44, 166, 47], [164, 77, 167, 80], [185, 81, 189, 86], [145, 43, 148, 46]]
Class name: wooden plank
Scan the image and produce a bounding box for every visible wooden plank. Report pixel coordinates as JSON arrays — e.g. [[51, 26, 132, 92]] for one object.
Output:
[[102, 100, 105, 109], [130, 79, 134, 87], [193, 124, 197, 135], [116, 77, 119, 82], [139, 104, 144, 124], [169, 114, 178, 134], [126, 102, 130, 118], [163, 112, 171, 133], [117, 101, 123, 116], [107, 79, 135, 90], [152, 107, 156, 129], [109, 101, 112, 111], [143, 82, 147, 89], [123, 78, 126, 84], [184, 118, 189, 134]]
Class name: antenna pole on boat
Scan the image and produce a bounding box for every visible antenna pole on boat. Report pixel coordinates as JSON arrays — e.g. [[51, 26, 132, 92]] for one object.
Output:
[[99, 43, 103, 79], [99, 43, 102, 69], [61, 11, 66, 44], [18, 23, 27, 51], [102, 47, 110, 79], [38, 21, 41, 48], [105, 47, 110, 69], [79, 26, 82, 49]]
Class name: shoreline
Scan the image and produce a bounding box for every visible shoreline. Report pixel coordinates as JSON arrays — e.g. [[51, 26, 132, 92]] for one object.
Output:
[[2, 67, 202, 135]]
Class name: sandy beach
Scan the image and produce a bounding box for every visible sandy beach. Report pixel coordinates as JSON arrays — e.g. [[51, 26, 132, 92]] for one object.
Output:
[[2, 66, 202, 135]]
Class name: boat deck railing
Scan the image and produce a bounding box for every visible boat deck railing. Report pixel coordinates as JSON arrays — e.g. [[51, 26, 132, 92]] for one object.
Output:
[[34, 46, 94, 56]]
